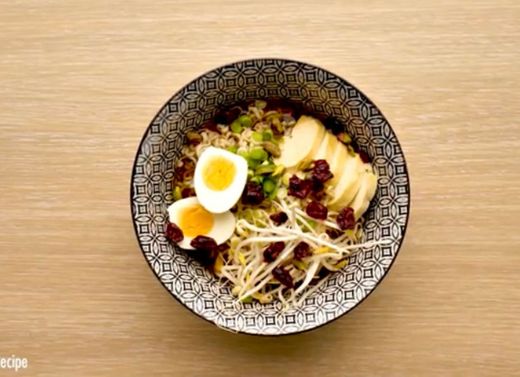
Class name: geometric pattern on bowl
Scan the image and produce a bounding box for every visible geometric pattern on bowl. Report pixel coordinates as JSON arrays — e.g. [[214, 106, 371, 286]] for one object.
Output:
[[130, 58, 410, 335]]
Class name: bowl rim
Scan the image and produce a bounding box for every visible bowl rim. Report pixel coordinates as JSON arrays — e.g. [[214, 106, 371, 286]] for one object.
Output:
[[130, 57, 411, 336]]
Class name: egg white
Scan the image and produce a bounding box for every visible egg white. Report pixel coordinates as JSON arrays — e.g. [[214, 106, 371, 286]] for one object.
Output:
[[167, 196, 235, 250], [194, 147, 248, 213]]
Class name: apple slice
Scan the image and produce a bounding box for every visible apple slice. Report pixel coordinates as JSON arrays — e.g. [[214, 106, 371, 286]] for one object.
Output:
[[349, 165, 378, 218], [314, 131, 336, 161], [329, 154, 364, 210], [327, 138, 349, 184], [276, 116, 325, 170]]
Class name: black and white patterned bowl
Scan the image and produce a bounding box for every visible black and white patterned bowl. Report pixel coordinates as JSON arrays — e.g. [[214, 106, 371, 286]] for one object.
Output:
[[130, 58, 410, 335]]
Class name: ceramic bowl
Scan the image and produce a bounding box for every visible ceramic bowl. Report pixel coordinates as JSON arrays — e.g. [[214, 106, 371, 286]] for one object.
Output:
[[130, 58, 410, 335]]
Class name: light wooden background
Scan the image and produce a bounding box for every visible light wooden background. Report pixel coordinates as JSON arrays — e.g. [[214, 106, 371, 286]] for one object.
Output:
[[1, 0, 519, 376]]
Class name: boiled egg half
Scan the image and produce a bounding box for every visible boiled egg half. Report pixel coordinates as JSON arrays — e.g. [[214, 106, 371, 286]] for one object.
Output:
[[194, 146, 248, 213], [167, 196, 235, 250]]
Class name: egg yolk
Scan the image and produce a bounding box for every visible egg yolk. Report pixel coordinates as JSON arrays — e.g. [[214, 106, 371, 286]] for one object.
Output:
[[178, 204, 214, 237], [202, 156, 236, 191]]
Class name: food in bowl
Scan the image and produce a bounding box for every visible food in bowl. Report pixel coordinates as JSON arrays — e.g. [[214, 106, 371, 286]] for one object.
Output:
[[132, 58, 410, 335], [164, 100, 382, 306]]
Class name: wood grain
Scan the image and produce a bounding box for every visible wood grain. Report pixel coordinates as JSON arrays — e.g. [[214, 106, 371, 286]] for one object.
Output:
[[1, 0, 519, 376]]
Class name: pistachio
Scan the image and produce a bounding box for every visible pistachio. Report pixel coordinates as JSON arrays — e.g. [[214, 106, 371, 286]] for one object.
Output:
[[272, 165, 285, 177], [271, 117, 284, 135], [231, 120, 243, 133], [238, 114, 253, 128], [249, 148, 268, 161], [255, 100, 267, 109], [252, 131, 264, 142], [262, 141, 281, 157], [337, 132, 352, 144], [226, 145, 238, 154], [173, 186, 182, 201], [255, 164, 276, 175]]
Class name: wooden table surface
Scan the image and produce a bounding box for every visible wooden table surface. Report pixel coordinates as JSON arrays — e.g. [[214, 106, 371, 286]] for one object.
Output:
[[1, 0, 519, 376]]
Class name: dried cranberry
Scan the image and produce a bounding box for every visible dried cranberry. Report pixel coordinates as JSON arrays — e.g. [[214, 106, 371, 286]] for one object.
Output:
[[181, 187, 195, 198], [213, 112, 227, 125], [311, 187, 326, 201], [291, 103, 303, 119], [324, 117, 344, 135], [318, 267, 330, 279], [311, 178, 324, 192], [269, 211, 288, 226], [326, 228, 343, 239], [306, 200, 328, 220], [288, 175, 313, 199], [359, 150, 371, 163], [312, 159, 333, 183], [224, 107, 242, 123], [175, 158, 195, 181], [174, 165, 185, 182], [313, 159, 330, 171], [263, 241, 285, 262], [279, 106, 294, 116], [188, 236, 218, 266], [242, 182, 265, 205], [310, 178, 326, 200], [203, 119, 221, 133], [214, 106, 242, 125], [272, 266, 294, 288], [350, 140, 360, 153], [264, 99, 284, 112], [195, 250, 218, 266], [294, 242, 311, 260], [265, 100, 302, 119], [165, 223, 184, 243], [217, 242, 230, 253], [181, 157, 195, 170], [190, 235, 218, 252], [215, 243, 230, 263], [337, 207, 356, 230]]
